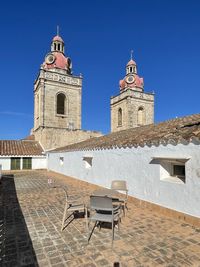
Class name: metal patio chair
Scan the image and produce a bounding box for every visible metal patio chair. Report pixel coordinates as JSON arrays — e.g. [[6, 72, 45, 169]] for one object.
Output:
[[88, 195, 121, 246], [111, 180, 128, 216]]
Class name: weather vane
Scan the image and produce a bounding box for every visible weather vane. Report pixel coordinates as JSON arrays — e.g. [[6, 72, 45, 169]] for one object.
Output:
[[130, 50, 133, 60], [57, 25, 60, 36]]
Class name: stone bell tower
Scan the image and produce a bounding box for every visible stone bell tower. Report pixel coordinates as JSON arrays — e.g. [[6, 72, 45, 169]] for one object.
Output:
[[34, 33, 81, 132], [32, 31, 101, 150], [110, 52, 154, 132]]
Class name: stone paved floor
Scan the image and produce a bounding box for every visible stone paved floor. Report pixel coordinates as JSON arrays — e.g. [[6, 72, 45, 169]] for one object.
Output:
[[0, 170, 200, 267]]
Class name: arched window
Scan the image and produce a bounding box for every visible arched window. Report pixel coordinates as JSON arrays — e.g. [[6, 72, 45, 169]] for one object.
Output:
[[57, 93, 66, 115], [54, 43, 56, 50], [118, 108, 122, 126], [138, 107, 145, 125], [58, 43, 60, 51]]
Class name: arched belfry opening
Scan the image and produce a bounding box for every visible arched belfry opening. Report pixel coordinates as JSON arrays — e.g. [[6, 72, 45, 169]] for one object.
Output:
[[118, 108, 122, 126], [57, 93, 66, 115], [138, 106, 145, 125]]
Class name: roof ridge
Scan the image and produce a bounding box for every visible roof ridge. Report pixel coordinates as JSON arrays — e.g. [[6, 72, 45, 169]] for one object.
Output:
[[50, 112, 200, 153]]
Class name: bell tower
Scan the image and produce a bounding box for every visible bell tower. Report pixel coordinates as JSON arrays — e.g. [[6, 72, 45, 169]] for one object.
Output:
[[32, 30, 102, 150], [110, 52, 154, 132], [33, 32, 81, 132]]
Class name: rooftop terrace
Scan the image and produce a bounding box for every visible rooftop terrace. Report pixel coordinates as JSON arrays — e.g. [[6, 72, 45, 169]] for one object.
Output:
[[0, 170, 200, 266]]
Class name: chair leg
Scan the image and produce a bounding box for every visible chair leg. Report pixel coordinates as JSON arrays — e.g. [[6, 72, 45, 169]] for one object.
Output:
[[85, 206, 88, 233], [123, 202, 128, 216], [117, 218, 120, 231], [88, 221, 97, 243], [61, 202, 68, 231], [112, 220, 114, 247]]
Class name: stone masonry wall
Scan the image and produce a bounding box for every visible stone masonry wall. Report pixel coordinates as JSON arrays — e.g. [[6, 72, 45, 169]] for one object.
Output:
[[34, 69, 82, 131], [33, 127, 102, 150], [111, 89, 154, 132]]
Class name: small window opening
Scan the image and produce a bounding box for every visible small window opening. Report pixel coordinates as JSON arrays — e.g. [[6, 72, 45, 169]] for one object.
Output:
[[160, 161, 186, 184], [58, 43, 61, 51], [60, 157, 64, 166], [83, 156, 93, 169], [54, 43, 56, 50], [173, 165, 185, 180]]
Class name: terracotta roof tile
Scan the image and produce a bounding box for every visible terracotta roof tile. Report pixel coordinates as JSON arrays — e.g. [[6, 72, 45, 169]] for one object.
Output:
[[51, 113, 200, 153], [0, 140, 44, 156], [23, 135, 35, 141]]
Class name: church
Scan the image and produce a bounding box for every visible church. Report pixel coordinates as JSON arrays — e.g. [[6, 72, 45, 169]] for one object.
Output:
[[0, 32, 155, 170], [0, 33, 200, 224], [32, 33, 102, 150]]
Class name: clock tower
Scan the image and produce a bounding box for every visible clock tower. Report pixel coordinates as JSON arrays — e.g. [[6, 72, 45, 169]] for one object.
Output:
[[110, 53, 154, 132], [32, 32, 101, 150], [34, 34, 81, 132]]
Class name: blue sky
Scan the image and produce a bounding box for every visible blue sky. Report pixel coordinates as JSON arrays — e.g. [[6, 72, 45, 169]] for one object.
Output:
[[1, 0, 200, 139]]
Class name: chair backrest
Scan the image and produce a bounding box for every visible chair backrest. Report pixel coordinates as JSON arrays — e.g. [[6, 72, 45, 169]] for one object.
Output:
[[90, 196, 113, 211], [111, 180, 127, 192], [48, 182, 69, 199]]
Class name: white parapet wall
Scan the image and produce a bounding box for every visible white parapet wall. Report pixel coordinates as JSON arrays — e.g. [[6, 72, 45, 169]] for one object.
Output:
[[47, 142, 200, 218]]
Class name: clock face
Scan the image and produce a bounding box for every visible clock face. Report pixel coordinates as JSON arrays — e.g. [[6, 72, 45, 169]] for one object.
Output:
[[126, 75, 135, 84], [45, 53, 56, 64]]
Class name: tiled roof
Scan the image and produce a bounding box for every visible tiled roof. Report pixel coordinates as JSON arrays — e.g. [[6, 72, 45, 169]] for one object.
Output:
[[51, 113, 200, 153], [0, 140, 44, 156], [23, 135, 35, 141]]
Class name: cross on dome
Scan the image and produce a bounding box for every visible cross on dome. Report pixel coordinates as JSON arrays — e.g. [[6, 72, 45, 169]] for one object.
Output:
[[57, 25, 60, 36], [130, 49, 133, 60]]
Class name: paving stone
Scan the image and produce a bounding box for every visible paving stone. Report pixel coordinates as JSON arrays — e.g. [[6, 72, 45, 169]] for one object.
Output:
[[1, 170, 200, 267], [49, 256, 63, 265]]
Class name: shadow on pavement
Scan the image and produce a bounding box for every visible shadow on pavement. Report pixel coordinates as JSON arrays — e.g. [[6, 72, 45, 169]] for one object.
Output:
[[0, 174, 39, 266]]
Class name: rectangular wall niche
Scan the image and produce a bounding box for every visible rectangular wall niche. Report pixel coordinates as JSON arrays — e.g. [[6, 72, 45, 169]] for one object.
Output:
[[59, 157, 64, 166], [152, 157, 190, 184], [83, 156, 93, 169]]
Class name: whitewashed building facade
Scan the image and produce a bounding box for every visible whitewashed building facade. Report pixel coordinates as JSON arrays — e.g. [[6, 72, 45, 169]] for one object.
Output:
[[48, 113, 200, 220], [0, 140, 46, 170]]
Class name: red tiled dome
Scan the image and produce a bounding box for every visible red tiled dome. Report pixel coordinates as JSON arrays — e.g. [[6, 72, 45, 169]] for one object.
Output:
[[119, 79, 126, 89], [126, 59, 136, 66], [52, 35, 64, 42], [119, 75, 144, 90], [135, 76, 144, 87], [44, 52, 70, 70]]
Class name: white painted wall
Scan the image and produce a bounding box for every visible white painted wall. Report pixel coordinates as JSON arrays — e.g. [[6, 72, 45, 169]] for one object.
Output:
[[0, 156, 47, 170], [48, 142, 200, 218], [0, 157, 11, 170], [32, 157, 47, 169]]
